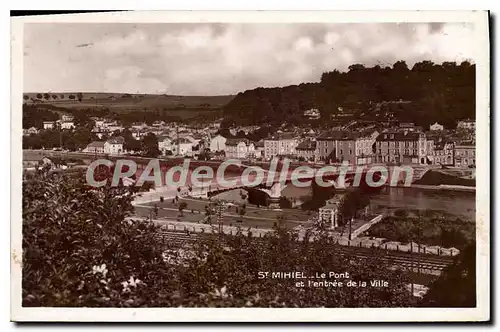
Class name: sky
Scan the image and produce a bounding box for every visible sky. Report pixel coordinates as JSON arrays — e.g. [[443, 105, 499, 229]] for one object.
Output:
[[23, 22, 476, 95]]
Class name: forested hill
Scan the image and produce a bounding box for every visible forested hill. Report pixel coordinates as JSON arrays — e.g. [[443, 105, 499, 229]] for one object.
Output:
[[222, 60, 475, 128]]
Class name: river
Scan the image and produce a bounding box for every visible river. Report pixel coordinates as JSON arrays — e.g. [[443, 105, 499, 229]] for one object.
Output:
[[218, 184, 475, 221]]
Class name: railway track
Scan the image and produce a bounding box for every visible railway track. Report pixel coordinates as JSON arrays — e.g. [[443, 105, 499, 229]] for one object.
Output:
[[153, 230, 454, 274]]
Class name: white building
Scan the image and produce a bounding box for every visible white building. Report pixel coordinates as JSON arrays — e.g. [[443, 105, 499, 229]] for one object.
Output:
[[429, 122, 444, 131], [43, 121, 55, 130], [225, 139, 255, 159], [60, 121, 75, 130], [457, 119, 475, 130], [264, 133, 298, 159], [304, 108, 320, 120], [61, 114, 74, 122], [84, 141, 105, 154], [104, 137, 124, 155], [172, 138, 194, 156], [210, 135, 227, 152], [158, 136, 174, 155]]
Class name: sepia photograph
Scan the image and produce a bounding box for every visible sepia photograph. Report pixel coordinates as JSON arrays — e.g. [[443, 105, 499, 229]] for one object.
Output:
[[10, 10, 490, 322]]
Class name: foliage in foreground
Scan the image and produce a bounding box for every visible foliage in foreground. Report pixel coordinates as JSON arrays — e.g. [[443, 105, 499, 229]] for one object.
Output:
[[22, 169, 470, 307]]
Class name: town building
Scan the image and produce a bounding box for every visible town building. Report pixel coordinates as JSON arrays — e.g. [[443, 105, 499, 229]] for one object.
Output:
[[84, 141, 106, 154], [375, 131, 428, 165], [254, 140, 265, 159], [172, 138, 194, 156], [210, 134, 227, 152], [295, 139, 317, 162], [23, 155, 53, 169], [303, 108, 321, 120], [23, 127, 39, 136], [225, 139, 255, 159], [104, 136, 125, 155], [316, 130, 377, 165], [432, 140, 455, 166], [454, 143, 475, 167], [457, 119, 476, 130], [263, 133, 298, 160], [158, 136, 174, 155], [429, 122, 444, 131], [60, 121, 75, 130], [61, 114, 74, 122], [43, 121, 55, 130]]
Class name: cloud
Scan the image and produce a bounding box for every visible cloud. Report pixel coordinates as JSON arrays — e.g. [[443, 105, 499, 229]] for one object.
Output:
[[23, 23, 475, 95]]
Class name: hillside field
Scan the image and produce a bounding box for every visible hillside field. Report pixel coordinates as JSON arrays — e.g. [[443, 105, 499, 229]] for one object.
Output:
[[23, 92, 235, 113]]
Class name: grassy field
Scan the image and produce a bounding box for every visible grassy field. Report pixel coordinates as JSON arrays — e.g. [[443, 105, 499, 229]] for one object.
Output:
[[23, 92, 234, 113]]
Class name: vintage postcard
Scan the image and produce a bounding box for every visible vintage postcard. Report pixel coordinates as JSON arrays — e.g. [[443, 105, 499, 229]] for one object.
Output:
[[11, 11, 490, 322]]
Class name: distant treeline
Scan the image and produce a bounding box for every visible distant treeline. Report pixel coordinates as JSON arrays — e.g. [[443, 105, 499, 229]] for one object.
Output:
[[222, 60, 475, 128]]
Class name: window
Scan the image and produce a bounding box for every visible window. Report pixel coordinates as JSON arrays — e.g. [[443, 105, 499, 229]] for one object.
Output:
[[349, 149, 352, 155]]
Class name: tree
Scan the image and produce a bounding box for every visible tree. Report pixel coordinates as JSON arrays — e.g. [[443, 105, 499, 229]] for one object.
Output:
[[238, 205, 246, 223], [337, 188, 371, 239], [23, 169, 418, 307], [52, 94, 58, 100], [60, 94, 65, 99], [22, 168, 169, 307], [23, 95, 29, 101], [77, 92, 84, 102], [421, 244, 476, 307], [141, 132, 160, 158], [69, 95, 76, 100], [43, 93, 50, 100], [36, 93, 43, 100]]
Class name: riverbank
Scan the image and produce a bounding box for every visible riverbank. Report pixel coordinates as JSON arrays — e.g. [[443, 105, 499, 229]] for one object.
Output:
[[413, 170, 475, 187], [404, 184, 475, 192]]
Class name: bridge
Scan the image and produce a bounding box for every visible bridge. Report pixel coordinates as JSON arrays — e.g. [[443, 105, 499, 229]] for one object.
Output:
[[129, 159, 432, 207]]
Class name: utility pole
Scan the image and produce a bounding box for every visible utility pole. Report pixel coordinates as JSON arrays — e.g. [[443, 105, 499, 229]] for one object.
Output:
[[176, 125, 180, 156], [348, 217, 353, 241]]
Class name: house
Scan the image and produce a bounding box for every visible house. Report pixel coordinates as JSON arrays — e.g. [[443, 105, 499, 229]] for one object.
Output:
[[316, 130, 377, 165], [264, 133, 298, 160], [104, 136, 125, 155], [225, 139, 255, 159], [23, 127, 39, 136], [172, 138, 194, 156], [454, 143, 475, 167], [158, 136, 174, 155], [254, 140, 265, 159], [457, 119, 475, 130], [295, 139, 317, 162], [61, 114, 74, 122], [375, 131, 428, 165], [210, 135, 227, 152], [432, 139, 455, 166], [23, 154, 53, 169], [303, 108, 321, 120], [43, 121, 55, 130], [84, 141, 106, 154], [93, 118, 105, 128], [429, 122, 444, 131], [60, 121, 75, 130]]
